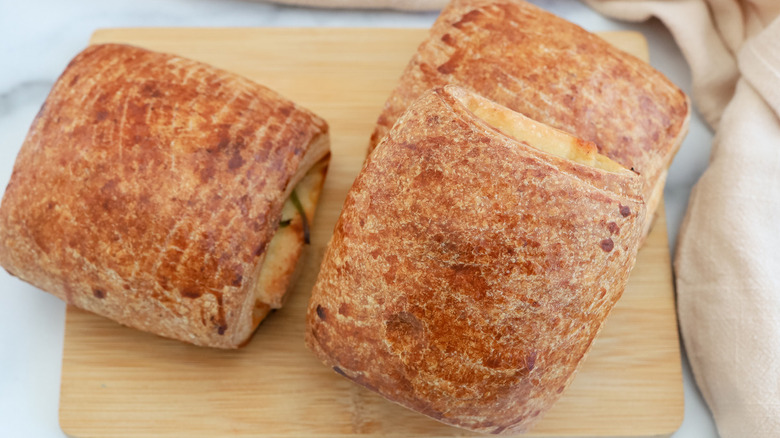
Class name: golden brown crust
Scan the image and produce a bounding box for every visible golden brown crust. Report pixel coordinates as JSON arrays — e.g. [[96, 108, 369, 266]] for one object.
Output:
[[307, 86, 645, 434], [368, 0, 690, 234], [0, 43, 329, 348]]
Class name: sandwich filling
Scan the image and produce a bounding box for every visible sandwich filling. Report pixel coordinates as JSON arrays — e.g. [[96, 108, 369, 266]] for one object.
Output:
[[251, 135, 330, 329]]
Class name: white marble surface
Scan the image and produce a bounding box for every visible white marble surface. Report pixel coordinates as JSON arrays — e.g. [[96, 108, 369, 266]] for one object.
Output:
[[0, 0, 718, 436]]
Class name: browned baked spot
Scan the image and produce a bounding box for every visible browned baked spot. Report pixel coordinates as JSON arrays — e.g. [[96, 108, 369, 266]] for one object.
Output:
[[316, 304, 327, 321]]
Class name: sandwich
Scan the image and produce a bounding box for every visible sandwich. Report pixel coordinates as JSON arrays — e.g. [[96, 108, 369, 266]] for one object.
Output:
[[307, 85, 645, 434], [0, 43, 330, 348]]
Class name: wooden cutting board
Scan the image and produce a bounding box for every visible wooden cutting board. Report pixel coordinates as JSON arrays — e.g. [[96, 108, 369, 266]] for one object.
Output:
[[59, 28, 684, 438]]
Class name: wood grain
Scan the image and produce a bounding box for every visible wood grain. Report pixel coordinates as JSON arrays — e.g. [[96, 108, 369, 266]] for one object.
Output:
[[59, 28, 683, 438]]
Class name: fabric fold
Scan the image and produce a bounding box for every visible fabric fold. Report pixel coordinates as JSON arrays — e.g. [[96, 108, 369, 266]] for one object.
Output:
[[584, 0, 739, 128]]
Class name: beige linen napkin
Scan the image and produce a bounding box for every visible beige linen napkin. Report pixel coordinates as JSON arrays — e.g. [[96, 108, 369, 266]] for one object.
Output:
[[584, 1, 780, 436], [264, 0, 446, 10]]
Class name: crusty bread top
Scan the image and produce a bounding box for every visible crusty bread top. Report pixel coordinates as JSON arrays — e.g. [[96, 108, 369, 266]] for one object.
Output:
[[0, 43, 329, 348], [448, 85, 631, 174], [369, 0, 690, 209], [308, 86, 645, 433]]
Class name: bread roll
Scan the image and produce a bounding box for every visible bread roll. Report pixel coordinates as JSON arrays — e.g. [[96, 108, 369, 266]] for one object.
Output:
[[307, 85, 645, 434], [0, 44, 330, 348], [369, 0, 689, 237]]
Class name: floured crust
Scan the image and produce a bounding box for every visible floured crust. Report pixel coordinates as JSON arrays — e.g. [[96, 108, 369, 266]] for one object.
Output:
[[0, 43, 330, 348], [307, 86, 645, 434], [368, 0, 690, 235]]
